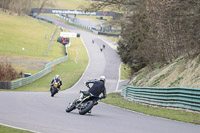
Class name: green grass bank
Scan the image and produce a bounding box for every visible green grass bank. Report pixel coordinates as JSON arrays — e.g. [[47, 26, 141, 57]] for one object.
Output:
[[101, 93, 200, 125], [0, 12, 64, 59], [0, 124, 33, 133], [11, 37, 88, 92]]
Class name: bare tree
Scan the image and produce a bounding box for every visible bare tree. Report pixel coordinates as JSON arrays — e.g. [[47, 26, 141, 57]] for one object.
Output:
[[0, 0, 53, 15], [88, 0, 200, 73], [37, 0, 49, 15], [0, 63, 18, 81]]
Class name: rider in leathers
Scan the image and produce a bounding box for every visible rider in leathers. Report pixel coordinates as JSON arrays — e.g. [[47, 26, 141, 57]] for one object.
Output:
[[85, 76, 107, 103], [51, 74, 62, 90]]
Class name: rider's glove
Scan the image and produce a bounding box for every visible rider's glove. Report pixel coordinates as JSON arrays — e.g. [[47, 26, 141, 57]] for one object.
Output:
[[83, 81, 86, 85], [99, 96, 105, 100]]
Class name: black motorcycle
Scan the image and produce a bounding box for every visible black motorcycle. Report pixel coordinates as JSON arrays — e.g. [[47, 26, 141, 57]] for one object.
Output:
[[50, 82, 59, 97], [66, 85, 98, 115]]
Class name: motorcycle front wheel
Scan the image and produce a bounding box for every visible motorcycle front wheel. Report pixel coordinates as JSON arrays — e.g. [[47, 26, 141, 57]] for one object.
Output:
[[79, 100, 94, 115], [51, 87, 58, 97], [66, 103, 76, 112]]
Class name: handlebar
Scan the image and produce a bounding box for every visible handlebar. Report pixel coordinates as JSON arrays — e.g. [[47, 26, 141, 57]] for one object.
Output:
[[83, 82, 91, 89], [86, 84, 91, 89]]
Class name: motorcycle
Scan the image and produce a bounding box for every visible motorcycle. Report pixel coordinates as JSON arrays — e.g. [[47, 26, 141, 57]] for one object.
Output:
[[66, 85, 99, 115], [50, 82, 59, 97]]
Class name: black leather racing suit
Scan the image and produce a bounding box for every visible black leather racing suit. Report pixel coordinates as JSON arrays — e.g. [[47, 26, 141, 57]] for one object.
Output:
[[85, 80, 106, 100], [51, 78, 62, 89]]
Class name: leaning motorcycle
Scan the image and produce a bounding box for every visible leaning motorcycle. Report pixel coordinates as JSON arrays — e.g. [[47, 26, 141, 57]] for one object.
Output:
[[66, 85, 98, 115], [50, 82, 59, 97]]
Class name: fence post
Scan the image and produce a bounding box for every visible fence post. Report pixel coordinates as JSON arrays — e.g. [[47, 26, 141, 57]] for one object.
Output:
[[52, 65, 54, 71]]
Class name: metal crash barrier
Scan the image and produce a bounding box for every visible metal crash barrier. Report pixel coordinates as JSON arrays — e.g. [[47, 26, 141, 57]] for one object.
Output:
[[10, 56, 68, 89], [121, 86, 200, 111]]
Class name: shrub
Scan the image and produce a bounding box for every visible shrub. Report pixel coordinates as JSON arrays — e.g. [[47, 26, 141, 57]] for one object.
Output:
[[0, 63, 18, 81]]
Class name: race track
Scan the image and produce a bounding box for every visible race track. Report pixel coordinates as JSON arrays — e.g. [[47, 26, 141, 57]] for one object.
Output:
[[0, 17, 200, 133]]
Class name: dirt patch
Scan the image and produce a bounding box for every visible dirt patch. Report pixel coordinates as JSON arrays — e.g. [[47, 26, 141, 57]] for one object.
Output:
[[0, 54, 50, 73]]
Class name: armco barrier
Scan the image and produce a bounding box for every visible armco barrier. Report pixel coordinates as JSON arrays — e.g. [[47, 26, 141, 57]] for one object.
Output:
[[0, 82, 11, 89], [121, 86, 200, 111], [10, 56, 68, 89], [57, 14, 120, 37]]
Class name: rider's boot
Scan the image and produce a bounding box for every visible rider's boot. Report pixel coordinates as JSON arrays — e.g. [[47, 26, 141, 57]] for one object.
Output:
[[88, 110, 91, 113], [94, 101, 98, 105]]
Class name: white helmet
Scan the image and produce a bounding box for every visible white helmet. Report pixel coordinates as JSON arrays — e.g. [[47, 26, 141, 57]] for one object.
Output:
[[55, 74, 60, 79], [100, 76, 106, 82]]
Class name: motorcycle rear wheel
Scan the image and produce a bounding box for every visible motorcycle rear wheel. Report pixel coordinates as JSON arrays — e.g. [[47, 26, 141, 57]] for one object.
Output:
[[79, 100, 94, 115]]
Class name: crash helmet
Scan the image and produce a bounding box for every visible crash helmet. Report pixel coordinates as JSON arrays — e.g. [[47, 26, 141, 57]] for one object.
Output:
[[55, 74, 60, 79], [100, 76, 106, 82]]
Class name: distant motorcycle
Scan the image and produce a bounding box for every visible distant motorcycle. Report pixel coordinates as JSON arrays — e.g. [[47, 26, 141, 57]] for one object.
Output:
[[66, 85, 98, 115], [50, 82, 59, 97]]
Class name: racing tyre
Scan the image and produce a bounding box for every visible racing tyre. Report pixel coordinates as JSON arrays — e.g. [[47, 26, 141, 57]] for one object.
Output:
[[79, 100, 94, 115], [66, 103, 76, 112], [51, 87, 58, 97]]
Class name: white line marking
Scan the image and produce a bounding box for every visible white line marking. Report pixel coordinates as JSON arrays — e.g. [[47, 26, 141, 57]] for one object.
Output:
[[67, 37, 90, 91], [115, 63, 122, 92]]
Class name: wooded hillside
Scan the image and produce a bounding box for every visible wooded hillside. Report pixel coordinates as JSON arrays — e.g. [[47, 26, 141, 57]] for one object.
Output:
[[88, 0, 200, 73], [0, 0, 54, 15]]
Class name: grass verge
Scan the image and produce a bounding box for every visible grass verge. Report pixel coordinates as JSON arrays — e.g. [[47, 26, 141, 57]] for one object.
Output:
[[0, 12, 64, 60], [101, 92, 200, 125], [49, 0, 89, 9], [0, 124, 32, 133], [106, 36, 120, 42], [120, 63, 131, 80], [7, 37, 88, 92]]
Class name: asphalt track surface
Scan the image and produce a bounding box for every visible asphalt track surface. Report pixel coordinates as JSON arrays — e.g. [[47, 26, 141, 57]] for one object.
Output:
[[0, 17, 200, 133]]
